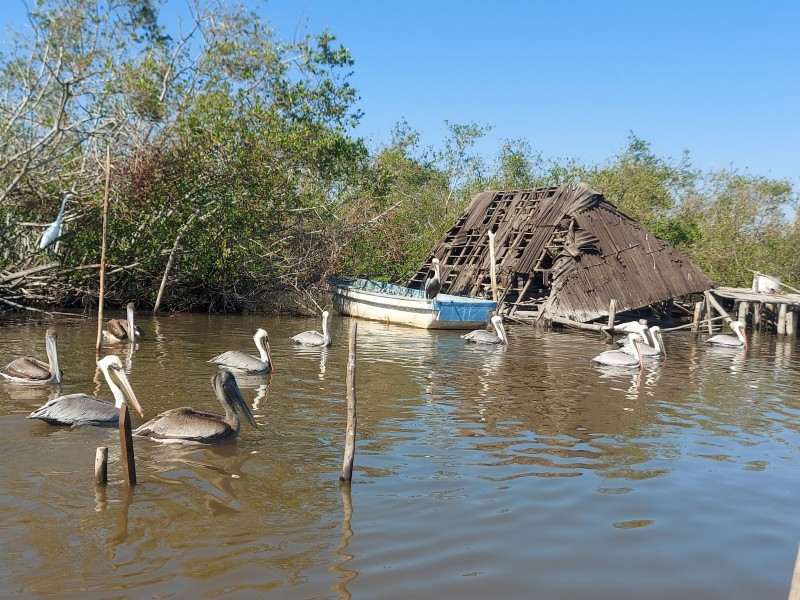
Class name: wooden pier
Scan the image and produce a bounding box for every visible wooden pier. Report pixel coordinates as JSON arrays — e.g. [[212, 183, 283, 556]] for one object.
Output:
[[694, 287, 800, 336]]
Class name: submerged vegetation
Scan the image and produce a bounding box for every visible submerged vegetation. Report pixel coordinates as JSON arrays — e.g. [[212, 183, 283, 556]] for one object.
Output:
[[1, 0, 797, 315]]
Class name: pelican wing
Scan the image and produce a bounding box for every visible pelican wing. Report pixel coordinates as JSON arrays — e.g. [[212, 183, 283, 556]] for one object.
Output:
[[707, 334, 742, 347], [461, 330, 502, 344], [291, 330, 325, 346], [105, 318, 129, 340], [209, 351, 270, 373], [1, 356, 52, 381], [28, 394, 118, 426], [592, 349, 640, 367], [133, 408, 234, 443]]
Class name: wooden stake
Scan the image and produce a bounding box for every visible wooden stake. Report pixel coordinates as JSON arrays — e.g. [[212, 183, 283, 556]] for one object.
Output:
[[607, 299, 617, 329], [95, 145, 111, 354], [789, 541, 800, 600], [95, 447, 108, 484], [488, 230, 498, 302], [118, 404, 136, 486], [737, 300, 749, 326], [788, 308, 797, 337], [340, 321, 357, 483], [691, 301, 703, 333], [778, 303, 788, 336]]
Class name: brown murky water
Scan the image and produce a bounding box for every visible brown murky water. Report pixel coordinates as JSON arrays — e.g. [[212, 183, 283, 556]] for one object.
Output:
[[1, 311, 800, 599]]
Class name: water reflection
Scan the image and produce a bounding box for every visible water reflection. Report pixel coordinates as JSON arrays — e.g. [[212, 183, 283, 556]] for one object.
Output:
[[2, 315, 800, 599]]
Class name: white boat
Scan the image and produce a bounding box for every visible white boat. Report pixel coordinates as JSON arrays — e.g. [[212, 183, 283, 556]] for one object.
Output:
[[328, 278, 497, 330]]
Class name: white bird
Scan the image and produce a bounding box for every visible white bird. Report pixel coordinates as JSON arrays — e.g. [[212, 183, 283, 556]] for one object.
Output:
[[620, 326, 666, 358], [1, 328, 63, 384], [38, 192, 73, 250], [461, 315, 508, 345], [615, 320, 652, 346], [133, 369, 256, 444], [291, 310, 332, 347], [27, 355, 143, 426], [592, 333, 644, 368], [707, 320, 748, 349], [209, 328, 274, 374], [103, 302, 144, 342], [425, 258, 442, 299]]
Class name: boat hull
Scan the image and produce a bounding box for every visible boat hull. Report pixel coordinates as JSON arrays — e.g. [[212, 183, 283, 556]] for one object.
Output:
[[329, 278, 496, 330]]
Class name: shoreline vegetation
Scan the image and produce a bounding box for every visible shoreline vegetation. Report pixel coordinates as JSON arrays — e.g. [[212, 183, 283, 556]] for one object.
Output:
[[1, 1, 798, 317]]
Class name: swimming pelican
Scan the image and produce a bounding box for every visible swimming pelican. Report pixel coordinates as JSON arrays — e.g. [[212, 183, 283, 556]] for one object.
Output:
[[27, 354, 143, 426], [620, 326, 666, 358], [425, 258, 442, 299], [38, 192, 73, 250], [615, 319, 652, 346], [593, 333, 644, 368], [133, 370, 256, 444], [103, 302, 144, 342], [707, 320, 748, 349], [461, 315, 508, 345], [209, 328, 274, 374], [1, 328, 63, 384], [291, 310, 332, 347]]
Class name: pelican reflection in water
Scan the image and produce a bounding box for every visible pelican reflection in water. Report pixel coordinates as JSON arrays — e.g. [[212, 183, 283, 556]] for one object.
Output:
[[28, 355, 143, 426], [291, 310, 332, 347], [103, 302, 144, 342], [1, 328, 63, 384], [133, 370, 256, 444], [209, 328, 274, 374]]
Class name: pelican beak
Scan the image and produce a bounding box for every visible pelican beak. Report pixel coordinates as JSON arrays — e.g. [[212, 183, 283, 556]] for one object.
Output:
[[111, 364, 144, 417], [265, 339, 275, 374], [223, 372, 257, 428]]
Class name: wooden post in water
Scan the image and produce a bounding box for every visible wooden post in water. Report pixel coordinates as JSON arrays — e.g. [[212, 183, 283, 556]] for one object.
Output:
[[778, 303, 788, 336], [340, 321, 358, 483], [754, 302, 762, 331], [789, 541, 800, 600], [704, 292, 715, 335], [607, 299, 617, 329], [691, 301, 703, 333], [738, 300, 749, 328], [95, 146, 111, 354], [788, 308, 797, 337], [95, 447, 108, 484], [118, 405, 136, 486], [705, 291, 732, 325], [488, 230, 498, 302]]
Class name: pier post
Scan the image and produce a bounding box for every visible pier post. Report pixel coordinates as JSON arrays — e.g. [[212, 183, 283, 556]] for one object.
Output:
[[691, 301, 702, 333], [778, 304, 788, 335], [787, 308, 797, 337], [738, 301, 749, 328], [95, 447, 108, 484], [118, 405, 136, 486], [340, 321, 358, 483]]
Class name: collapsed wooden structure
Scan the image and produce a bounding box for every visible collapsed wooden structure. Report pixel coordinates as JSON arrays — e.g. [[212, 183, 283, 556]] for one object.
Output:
[[408, 183, 715, 327]]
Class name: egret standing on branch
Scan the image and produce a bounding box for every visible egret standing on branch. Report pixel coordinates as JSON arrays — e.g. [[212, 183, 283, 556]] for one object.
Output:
[[38, 192, 73, 250]]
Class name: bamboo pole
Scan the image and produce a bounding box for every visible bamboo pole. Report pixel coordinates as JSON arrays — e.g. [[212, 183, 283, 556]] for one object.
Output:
[[340, 321, 357, 483], [691, 301, 703, 333], [95, 447, 108, 484], [95, 146, 111, 354], [118, 405, 136, 486], [789, 542, 800, 600], [488, 230, 498, 302], [606, 299, 617, 329]]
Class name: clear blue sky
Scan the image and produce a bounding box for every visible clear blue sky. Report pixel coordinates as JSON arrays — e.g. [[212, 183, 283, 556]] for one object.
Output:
[[5, 1, 800, 186], [259, 0, 800, 186]]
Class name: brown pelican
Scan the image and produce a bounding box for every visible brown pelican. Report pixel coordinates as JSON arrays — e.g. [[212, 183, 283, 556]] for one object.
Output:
[[425, 258, 442, 299], [1, 328, 63, 384], [103, 302, 144, 342], [133, 370, 256, 444], [620, 326, 666, 358], [291, 310, 332, 347], [707, 320, 748, 349], [461, 315, 508, 345], [27, 354, 143, 426], [593, 334, 644, 368], [209, 328, 274, 374]]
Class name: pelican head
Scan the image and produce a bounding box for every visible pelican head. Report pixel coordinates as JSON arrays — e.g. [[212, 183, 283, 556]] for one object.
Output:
[[215, 369, 257, 429], [491, 315, 508, 345], [98, 354, 143, 417]]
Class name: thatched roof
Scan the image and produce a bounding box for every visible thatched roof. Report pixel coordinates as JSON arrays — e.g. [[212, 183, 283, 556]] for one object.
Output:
[[408, 182, 715, 324]]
